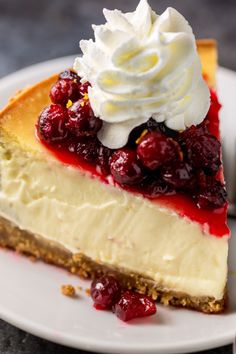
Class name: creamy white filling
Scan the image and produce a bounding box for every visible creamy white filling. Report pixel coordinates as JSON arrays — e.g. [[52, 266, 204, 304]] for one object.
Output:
[[0, 145, 228, 299]]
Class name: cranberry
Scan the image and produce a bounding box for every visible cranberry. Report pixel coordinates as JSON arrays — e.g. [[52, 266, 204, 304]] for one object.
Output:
[[161, 162, 196, 190], [195, 180, 227, 209], [110, 149, 144, 185], [76, 136, 100, 163], [141, 176, 173, 198], [80, 82, 91, 96], [91, 275, 121, 310], [113, 291, 156, 322], [50, 79, 80, 105], [59, 69, 79, 81], [178, 122, 208, 148], [37, 104, 68, 143], [67, 100, 102, 137], [186, 134, 221, 175], [137, 132, 180, 170], [98, 146, 113, 175]]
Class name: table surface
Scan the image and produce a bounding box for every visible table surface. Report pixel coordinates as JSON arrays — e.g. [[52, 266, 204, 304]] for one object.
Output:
[[0, 0, 235, 353]]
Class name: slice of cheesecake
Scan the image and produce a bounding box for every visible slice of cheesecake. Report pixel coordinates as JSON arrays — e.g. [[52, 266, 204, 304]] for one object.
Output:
[[0, 40, 229, 313]]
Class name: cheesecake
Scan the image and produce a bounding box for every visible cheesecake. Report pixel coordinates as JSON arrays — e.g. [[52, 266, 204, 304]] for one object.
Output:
[[0, 0, 229, 314]]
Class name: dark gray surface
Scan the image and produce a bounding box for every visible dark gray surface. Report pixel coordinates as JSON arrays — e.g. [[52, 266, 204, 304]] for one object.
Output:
[[0, 0, 235, 353]]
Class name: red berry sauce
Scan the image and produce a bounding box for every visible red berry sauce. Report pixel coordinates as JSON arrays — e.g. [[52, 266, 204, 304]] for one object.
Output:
[[36, 70, 229, 238]]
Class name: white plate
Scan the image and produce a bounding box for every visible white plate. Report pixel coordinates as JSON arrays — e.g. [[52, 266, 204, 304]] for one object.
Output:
[[0, 58, 235, 354]]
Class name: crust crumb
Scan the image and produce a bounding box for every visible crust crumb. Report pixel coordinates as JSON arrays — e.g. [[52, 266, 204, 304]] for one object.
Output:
[[61, 284, 76, 297], [85, 288, 91, 296], [29, 255, 37, 262]]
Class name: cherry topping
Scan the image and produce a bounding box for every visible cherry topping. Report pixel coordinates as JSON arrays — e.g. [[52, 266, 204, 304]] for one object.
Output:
[[113, 291, 156, 322], [37, 104, 68, 143], [98, 146, 113, 175], [50, 79, 80, 106], [110, 149, 144, 185], [80, 82, 91, 96], [76, 137, 100, 163], [141, 176, 173, 198], [186, 134, 221, 175], [91, 275, 121, 310], [137, 132, 180, 170], [67, 99, 102, 137], [180, 122, 208, 143], [59, 69, 79, 81], [195, 180, 227, 209], [161, 162, 196, 190]]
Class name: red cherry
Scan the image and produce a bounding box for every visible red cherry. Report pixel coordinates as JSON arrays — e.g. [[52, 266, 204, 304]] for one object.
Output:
[[75, 137, 100, 163], [91, 276, 121, 310], [113, 291, 156, 322], [37, 104, 68, 143], [98, 146, 113, 175], [195, 180, 227, 209], [161, 162, 196, 190], [110, 149, 144, 185], [186, 134, 221, 175], [67, 99, 102, 137], [50, 79, 80, 105], [137, 132, 180, 170], [141, 176, 174, 198]]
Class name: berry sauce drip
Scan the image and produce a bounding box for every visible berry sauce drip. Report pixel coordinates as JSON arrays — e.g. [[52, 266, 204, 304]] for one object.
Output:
[[36, 70, 229, 237], [90, 275, 156, 322]]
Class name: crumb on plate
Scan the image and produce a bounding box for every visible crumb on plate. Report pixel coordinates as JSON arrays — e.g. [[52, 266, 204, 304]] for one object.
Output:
[[61, 284, 76, 297]]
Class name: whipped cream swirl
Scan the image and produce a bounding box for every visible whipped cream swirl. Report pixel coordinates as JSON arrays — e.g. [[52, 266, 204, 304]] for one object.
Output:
[[74, 0, 210, 149]]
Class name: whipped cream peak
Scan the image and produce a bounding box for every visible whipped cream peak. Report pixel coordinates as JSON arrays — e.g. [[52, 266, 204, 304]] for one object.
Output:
[[74, 0, 210, 149]]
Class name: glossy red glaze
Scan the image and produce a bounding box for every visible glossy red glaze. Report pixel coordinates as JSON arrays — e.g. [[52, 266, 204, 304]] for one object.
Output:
[[38, 88, 229, 238]]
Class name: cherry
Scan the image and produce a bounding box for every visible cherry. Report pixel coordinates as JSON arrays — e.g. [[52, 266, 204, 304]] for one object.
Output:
[[186, 134, 221, 175], [67, 99, 102, 137], [91, 275, 121, 310], [110, 149, 144, 185], [98, 146, 113, 175], [37, 104, 68, 143], [76, 137, 100, 163], [113, 291, 156, 322], [195, 180, 227, 209], [141, 176, 173, 198], [50, 79, 80, 105], [161, 162, 196, 190], [59, 69, 79, 81], [137, 132, 180, 170]]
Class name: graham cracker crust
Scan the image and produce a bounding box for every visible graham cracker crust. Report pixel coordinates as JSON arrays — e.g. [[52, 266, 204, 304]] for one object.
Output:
[[0, 215, 226, 314]]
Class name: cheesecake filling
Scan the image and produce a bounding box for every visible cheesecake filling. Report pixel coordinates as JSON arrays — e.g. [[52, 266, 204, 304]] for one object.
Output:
[[0, 143, 228, 300]]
